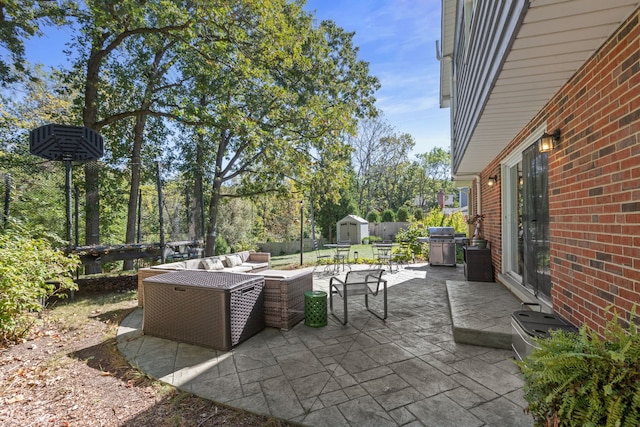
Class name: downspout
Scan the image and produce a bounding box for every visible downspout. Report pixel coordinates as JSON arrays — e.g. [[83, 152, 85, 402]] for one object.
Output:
[[475, 175, 481, 215]]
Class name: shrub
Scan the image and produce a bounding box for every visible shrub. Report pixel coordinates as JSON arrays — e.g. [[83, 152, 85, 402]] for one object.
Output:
[[413, 208, 424, 220], [517, 309, 640, 427], [366, 210, 380, 223], [368, 235, 382, 244], [396, 206, 410, 222], [394, 221, 428, 259], [0, 221, 80, 344], [381, 209, 395, 222], [214, 234, 229, 255]]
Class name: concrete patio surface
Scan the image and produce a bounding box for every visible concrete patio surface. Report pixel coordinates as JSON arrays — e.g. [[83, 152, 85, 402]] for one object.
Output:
[[117, 262, 533, 426]]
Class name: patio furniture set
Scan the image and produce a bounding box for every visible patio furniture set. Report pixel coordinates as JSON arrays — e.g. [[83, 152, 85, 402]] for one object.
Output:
[[137, 250, 388, 351]]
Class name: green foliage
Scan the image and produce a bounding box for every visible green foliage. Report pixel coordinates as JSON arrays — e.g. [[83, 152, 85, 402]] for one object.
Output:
[[413, 208, 424, 220], [393, 209, 468, 260], [424, 208, 467, 233], [0, 221, 80, 344], [381, 209, 395, 222], [394, 221, 428, 259], [366, 210, 380, 223], [368, 235, 382, 244], [517, 309, 640, 427], [214, 234, 228, 256], [396, 206, 410, 222]]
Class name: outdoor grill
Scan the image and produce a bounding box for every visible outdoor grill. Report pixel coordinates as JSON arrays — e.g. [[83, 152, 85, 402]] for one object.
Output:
[[428, 226, 457, 266]]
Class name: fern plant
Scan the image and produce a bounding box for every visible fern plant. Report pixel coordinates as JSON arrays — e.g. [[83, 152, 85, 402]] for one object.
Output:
[[516, 308, 640, 427]]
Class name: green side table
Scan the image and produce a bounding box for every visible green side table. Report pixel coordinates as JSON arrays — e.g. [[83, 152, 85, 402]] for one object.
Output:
[[304, 290, 327, 327]]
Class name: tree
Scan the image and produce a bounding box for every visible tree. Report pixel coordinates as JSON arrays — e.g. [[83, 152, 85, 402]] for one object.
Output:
[[349, 117, 415, 214], [65, 0, 194, 271], [350, 117, 392, 214], [374, 133, 415, 211], [0, 68, 75, 238], [413, 147, 454, 210], [316, 185, 358, 242], [0, 1, 72, 85], [173, 4, 379, 256]]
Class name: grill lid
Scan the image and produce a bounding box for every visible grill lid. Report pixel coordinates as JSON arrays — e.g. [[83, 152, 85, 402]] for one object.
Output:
[[428, 227, 455, 238]]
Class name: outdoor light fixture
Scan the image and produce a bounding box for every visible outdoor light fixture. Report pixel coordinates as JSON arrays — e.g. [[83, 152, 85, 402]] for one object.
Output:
[[539, 129, 561, 153], [487, 175, 498, 186]]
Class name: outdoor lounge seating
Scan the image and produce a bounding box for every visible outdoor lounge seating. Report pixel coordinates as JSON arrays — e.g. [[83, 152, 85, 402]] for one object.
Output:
[[137, 250, 270, 306], [329, 269, 387, 325]]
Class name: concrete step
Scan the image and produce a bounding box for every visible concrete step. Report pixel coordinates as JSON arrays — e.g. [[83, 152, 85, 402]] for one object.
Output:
[[446, 280, 523, 350]]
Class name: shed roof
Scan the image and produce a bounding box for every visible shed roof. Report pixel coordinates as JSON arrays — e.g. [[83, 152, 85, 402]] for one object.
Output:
[[338, 214, 368, 224]]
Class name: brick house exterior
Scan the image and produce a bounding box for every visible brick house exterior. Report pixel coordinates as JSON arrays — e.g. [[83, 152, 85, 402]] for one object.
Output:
[[440, 1, 640, 334]]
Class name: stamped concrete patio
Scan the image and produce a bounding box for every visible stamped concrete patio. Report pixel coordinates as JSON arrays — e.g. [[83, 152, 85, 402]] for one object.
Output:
[[117, 263, 533, 426]]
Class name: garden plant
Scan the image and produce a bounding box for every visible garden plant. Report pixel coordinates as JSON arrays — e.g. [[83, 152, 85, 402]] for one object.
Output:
[[517, 308, 640, 427]]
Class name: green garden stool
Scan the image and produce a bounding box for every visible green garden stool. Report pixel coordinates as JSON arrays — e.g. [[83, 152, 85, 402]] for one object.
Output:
[[304, 290, 327, 327]]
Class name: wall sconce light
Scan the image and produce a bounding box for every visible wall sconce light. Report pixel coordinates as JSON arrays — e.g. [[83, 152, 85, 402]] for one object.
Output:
[[539, 129, 561, 153], [487, 175, 498, 186]]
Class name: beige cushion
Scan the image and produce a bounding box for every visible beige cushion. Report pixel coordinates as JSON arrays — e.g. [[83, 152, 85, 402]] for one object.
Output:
[[200, 258, 224, 270], [225, 254, 242, 267], [237, 251, 251, 262]]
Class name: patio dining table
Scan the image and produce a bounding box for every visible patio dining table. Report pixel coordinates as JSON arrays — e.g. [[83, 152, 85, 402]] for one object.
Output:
[[372, 242, 399, 271], [324, 243, 351, 273]]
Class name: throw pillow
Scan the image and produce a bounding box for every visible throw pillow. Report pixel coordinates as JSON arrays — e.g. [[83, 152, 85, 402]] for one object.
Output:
[[200, 258, 224, 270], [226, 254, 242, 267]]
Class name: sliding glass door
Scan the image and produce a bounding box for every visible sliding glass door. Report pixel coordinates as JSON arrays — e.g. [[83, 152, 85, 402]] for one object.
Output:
[[521, 144, 551, 300]]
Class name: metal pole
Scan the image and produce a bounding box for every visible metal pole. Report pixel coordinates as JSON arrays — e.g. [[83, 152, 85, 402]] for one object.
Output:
[[137, 189, 142, 243], [64, 158, 72, 245], [74, 185, 79, 246], [300, 200, 304, 265], [155, 161, 166, 263]]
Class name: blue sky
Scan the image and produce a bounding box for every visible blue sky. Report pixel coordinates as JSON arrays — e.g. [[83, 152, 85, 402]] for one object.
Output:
[[22, 0, 449, 156], [304, 0, 450, 156]]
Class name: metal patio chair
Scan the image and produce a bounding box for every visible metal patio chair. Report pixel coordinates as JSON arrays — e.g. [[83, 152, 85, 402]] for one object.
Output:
[[329, 269, 387, 325], [313, 240, 333, 272]]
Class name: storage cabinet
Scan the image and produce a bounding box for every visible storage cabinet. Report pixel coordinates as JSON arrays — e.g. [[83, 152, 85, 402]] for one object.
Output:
[[143, 271, 264, 350], [463, 246, 493, 282]]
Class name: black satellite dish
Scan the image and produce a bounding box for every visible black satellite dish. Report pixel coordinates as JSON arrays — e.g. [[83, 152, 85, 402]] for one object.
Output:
[[29, 124, 104, 161], [28, 124, 104, 245]]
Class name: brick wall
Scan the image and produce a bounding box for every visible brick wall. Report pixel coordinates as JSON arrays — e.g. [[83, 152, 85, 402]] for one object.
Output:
[[485, 9, 640, 334]]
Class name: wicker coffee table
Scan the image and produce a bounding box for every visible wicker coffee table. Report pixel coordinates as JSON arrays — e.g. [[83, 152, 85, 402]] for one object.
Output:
[[254, 270, 313, 330], [142, 271, 265, 350]]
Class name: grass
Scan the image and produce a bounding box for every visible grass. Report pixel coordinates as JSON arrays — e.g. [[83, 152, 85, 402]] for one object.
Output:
[[269, 243, 403, 269], [46, 290, 139, 332]]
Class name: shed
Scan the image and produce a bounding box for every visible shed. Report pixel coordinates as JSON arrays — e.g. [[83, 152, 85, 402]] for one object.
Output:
[[336, 215, 369, 244]]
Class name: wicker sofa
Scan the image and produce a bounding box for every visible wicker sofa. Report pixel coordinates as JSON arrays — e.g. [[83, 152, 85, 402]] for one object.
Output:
[[138, 252, 314, 331], [137, 251, 270, 307]]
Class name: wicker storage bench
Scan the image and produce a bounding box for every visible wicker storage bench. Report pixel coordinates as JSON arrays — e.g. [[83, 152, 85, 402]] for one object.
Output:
[[250, 269, 313, 330], [142, 271, 265, 350]]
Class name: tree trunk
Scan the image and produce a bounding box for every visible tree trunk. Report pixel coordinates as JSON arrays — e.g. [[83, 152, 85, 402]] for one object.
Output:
[[123, 112, 147, 271], [204, 129, 228, 256], [189, 96, 207, 243], [82, 40, 104, 274], [191, 139, 205, 241]]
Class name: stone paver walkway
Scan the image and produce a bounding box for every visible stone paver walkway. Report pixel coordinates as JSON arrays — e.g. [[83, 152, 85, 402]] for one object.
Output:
[[117, 263, 533, 426]]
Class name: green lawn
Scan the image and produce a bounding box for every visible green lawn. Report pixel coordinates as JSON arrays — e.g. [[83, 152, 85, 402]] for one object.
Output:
[[270, 244, 396, 269]]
